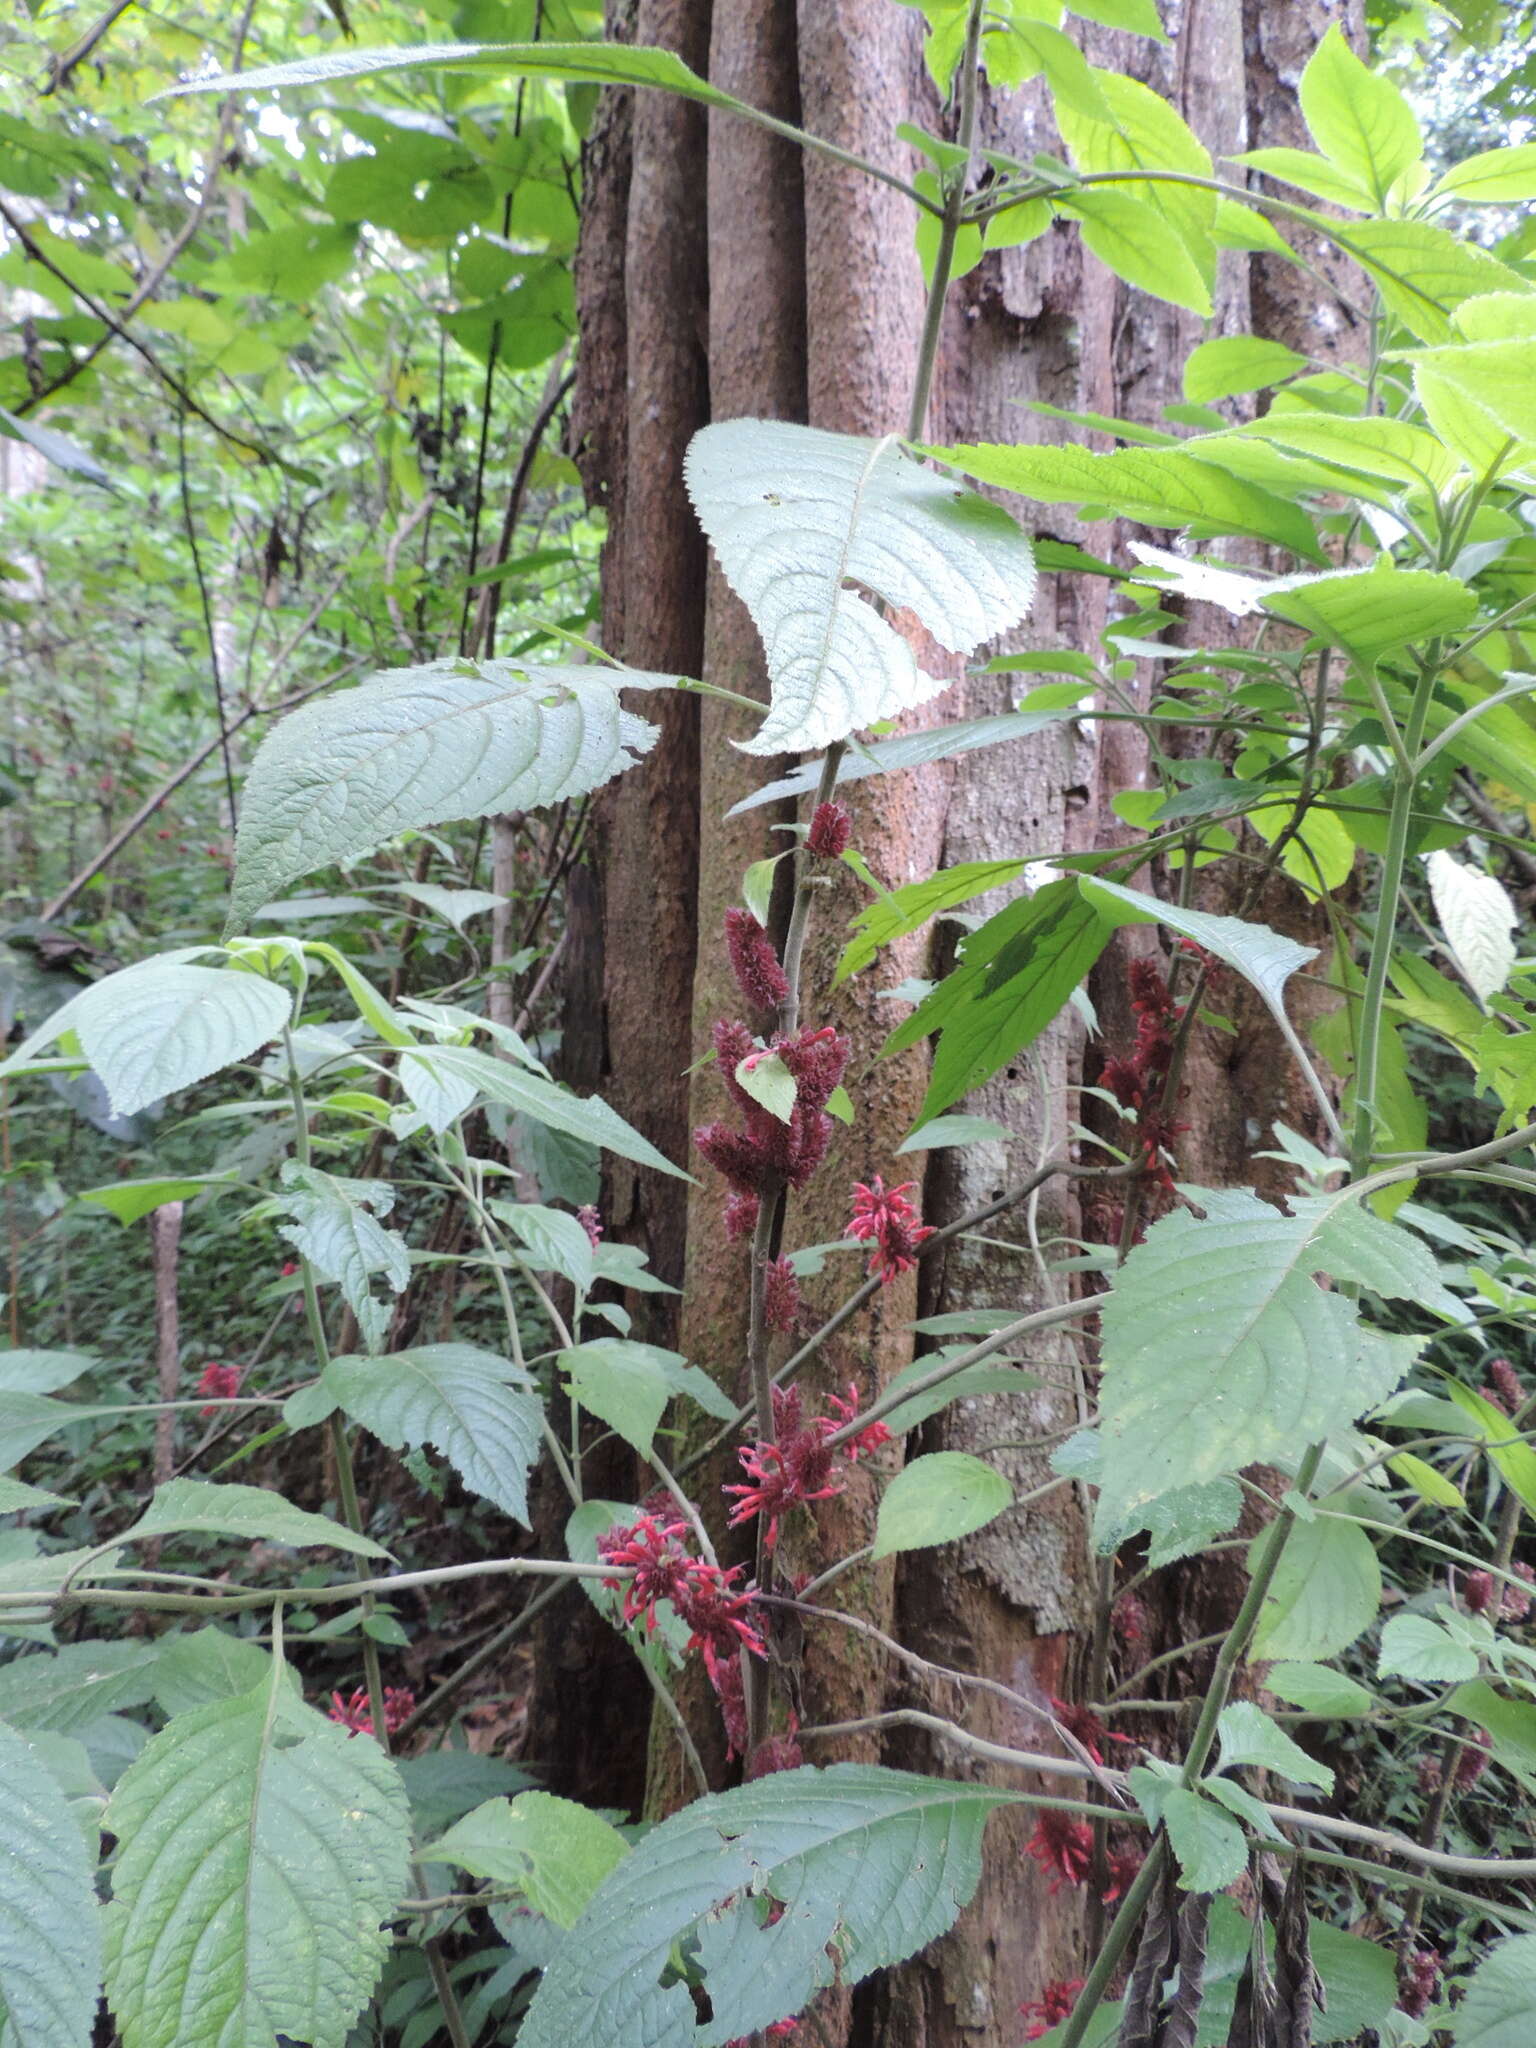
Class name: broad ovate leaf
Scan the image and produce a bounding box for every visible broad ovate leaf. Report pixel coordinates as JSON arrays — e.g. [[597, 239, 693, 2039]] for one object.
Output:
[[1425, 850, 1518, 1006], [1094, 1188, 1439, 1517], [227, 658, 664, 933], [322, 1346, 543, 1526], [0, 957, 290, 1118], [1251, 1512, 1382, 1662], [0, 1719, 102, 2048], [685, 420, 1033, 755], [517, 1763, 1009, 2048], [0, 1642, 158, 1735], [118, 1479, 389, 1558], [1456, 1935, 1536, 2047], [102, 1684, 410, 2048], [872, 1453, 1012, 1558], [420, 1791, 629, 1928], [1298, 25, 1421, 206]]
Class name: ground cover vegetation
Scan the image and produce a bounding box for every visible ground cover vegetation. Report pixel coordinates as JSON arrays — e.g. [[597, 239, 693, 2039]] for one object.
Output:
[[1, 2, 1535, 2045]]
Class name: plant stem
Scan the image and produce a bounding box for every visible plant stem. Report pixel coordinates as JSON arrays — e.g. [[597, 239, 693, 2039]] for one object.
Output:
[[1056, 1839, 1170, 2048]]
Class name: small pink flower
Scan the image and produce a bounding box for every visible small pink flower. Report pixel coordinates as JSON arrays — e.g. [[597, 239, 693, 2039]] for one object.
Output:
[[1101, 1843, 1143, 1904], [1484, 1356, 1524, 1415], [196, 1362, 242, 1417], [1503, 1561, 1534, 1622], [576, 1204, 603, 1248], [1399, 1948, 1441, 2018], [725, 908, 789, 1012], [1112, 1591, 1147, 1647], [845, 1175, 935, 1285], [1455, 1729, 1491, 1789], [806, 801, 851, 858], [596, 1514, 765, 1660]]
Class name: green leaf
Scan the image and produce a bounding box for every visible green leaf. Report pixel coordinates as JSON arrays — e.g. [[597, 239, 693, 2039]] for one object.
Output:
[[1378, 1612, 1479, 1682], [880, 1357, 1038, 1437], [1434, 143, 1536, 203], [1426, 849, 1518, 1005], [0, 1642, 158, 1734], [227, 659, 664, 934], [0, 958, 291, 1118], [275, 1165, 408, 1345], [1054, 66, 1215, 301], [1298, 25, 1421, 206], [0, 1475, 71, 1513], [1449, 1681, 1536, 1791], [395, 1753, 537, 1837], [1096, 1187, 1437, 1516], [102, 1683, 410, 2048], [1343, 219, 1534, 343], [1066, 0, 1167, 38], [76, 1175, 237, 1226], [323, 1346, 543, 1527], [1061, 188, 1211, 314], [1442, 1382, 1536, 1519], [886, 879, 1110, 1121], [838, 860, 1030, 985], [391, 880, 505, 931], [734, 1049, 797, 1124], [150, 1629, 287, 1718], [0, 1351, 94, 1395], [685, 420, 1034, 755], [1232, 145, 1373, 210], [517, 1764, 1010, 2048], [560, 1339, 672, 1455], [0, 1391, 89, 1471], [1260, 567, 1479, 666], [420, 1791, 629, 1928], [397, 1044, 688, 1179], [496, 1202, 596, 1292], [0, 1719, 102, 2048], [1139, 1779, 1247, 1892], [1387, 1450, 1465, 1508], [929, 439, 1322, 560], [1252, 1512, 1382, 1661], [896, 1113, 1013, 1154], [1182, 335, 1308, 403], [1261, 1662, 1374, 1718], [119, 1478, 388, 1558], [1215, 1701, 1334, 1791], [728, 706, 1078, 815], [872, 1453, 1012, 1558], [1456, 1935, 1536, 2046]]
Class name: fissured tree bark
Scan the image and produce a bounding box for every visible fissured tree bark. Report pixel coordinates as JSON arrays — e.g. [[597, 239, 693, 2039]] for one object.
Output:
[[540, 0, 1361, 2035]]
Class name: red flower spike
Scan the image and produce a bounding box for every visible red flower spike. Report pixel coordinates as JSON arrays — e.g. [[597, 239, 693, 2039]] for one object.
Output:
[[327, 1685, 415, 1738], [762, 1255, 800, 1332], [1020, 1980, 1085, 2041], [825, 1381, 891, 1458], [845, 1175, 935, 1285], [196, 1362, 242, 1417], [1025, 1811, 1094, 1893], [726, 2024, 798, 2047], [1048, 1696, 1131, 1767], [1112, 1590, 1147, 1647], [725, 908, 790, 1012], [577, 1205, 603, 1248], [747, 1728, 805, 1779], [705, 1641, 750, 1759], [1399, 1948, 1441, 2019], [1455, 1729, 1491, 1790], [597, 1513, 766, 1661], [1464, 1568, 1497, 1615], [1101, 1843, 1144, 1905], [1503, 1560, 1534, 1622], [807, 801, 851, 858], [1487, 1356, 1524, 1414], [724, 1191, 760, 1243]]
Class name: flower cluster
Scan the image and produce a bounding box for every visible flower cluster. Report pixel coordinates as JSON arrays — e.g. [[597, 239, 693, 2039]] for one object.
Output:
[[725, 1383, 890, 1550], [694, 1017, 852, 1228], [1465, 1562, 1534, 1621], [328, 1686, 415, 1738], [1049, 1696, 1131, 1768], [845, 1176, 935, 1284], [761, 1255, 801, 1333], [196, 1362, 242, 1417], [576, 1204, 604, 1249], [1025, 1812, 1094, 1894], [1020, 1980, 1084, 2041], [806, 801, 851, 858], [1112, 1589, 1147, 1647], [1481, 1355, 1525, 1416], [596, 1512, 766, 1661], [725, 907, 790, 1012], [1399, 1948, 1442, 2018], [1100, 955, 1190, 1194]]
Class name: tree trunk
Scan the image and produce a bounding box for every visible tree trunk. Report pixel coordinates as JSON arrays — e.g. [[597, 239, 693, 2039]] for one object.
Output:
[[542, 0, 1363, 2034]]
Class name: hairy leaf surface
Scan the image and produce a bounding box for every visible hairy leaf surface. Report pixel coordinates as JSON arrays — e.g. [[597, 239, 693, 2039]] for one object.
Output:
[[0, 1720, 102, 2048]]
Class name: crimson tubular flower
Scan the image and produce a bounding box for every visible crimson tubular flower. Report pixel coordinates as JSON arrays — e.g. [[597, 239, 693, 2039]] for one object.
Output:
[[1020, 1980, 1084, 2040], [695, 1019, 852, 1205], [596, 1513, 765, 1662], [806, 800, 851, 858], [725, 907, 790, 1011], [328, 1686, 415, 1738], [725, 1383, 889, 1550], [845, 1175, 934, 1284], [1025, 1811, 1094, 1893], [196, 1362, 242, 1417]]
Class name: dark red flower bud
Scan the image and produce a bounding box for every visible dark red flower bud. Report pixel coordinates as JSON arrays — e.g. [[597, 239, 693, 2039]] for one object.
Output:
[[725, 908, 789, 1011], [806, 801, 851, 858]]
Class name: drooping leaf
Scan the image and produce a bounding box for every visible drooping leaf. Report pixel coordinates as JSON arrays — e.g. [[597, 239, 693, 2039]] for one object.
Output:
[[1215, 1701, 1334, 1791], [227, 659, 664, 933], [274, 1164, 408, 1349], [838, 860, 1031, 985], [872, 1453, 1012, 1558], [1297, 25, 1422, 206], [1377, 1613, 1479, 1683], [559, 1338, 722, 1454], [1342, 219, 1535, 343], [0, 958, 291, 1118], [1442, 1382, 1536, 1518], [1434, 143, 1536, 203], [685, 419, 1034, 754], [1094, 1187, 1438, 1516], [885, 879, 1110, 1121], [118, 1479, 388, 1558], [1060, 188, 1212, 314], [75, 1175, 238, 1226], [495, 1202, 597, 1292], [926, 440, 1324, 560], [1251, 1512, 1382, 1662], [102, 1684, 410, 2048], [420, 1791, 629, 1928], [0, 1719, 102, 2048], [1425, 850, 1518, 1006], [0, 1642, 158, 1735], [323, 1346, 542, 1526], [727, 706, 1079, 815], [1182, 335, 1308, 403], [1260, 1662, 1374, 1718], [517, 1764, 1011, 2048], [399, 1043, 688, 1178]]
